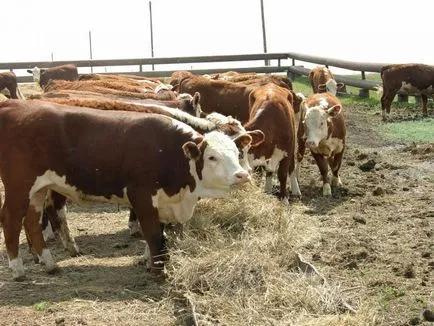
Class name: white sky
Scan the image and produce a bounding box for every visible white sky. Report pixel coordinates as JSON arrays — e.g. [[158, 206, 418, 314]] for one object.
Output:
[[2, 0, 433, 75]]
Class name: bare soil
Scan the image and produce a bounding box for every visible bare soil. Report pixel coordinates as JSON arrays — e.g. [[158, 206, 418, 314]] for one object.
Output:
[[0, 91, 433, 325]]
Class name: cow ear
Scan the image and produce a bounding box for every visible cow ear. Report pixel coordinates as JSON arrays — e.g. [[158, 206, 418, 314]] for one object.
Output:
[[248, 90, 256, 108], [233, 134, 252, 149], [183, 141, 201, 160], [246, 130, 265, 147], [290, 91, 304, 114], [337, 82, 345, 89], [27, 69, 32, 74], [327, 104, 342, 117], [318, 84, 327, 91]]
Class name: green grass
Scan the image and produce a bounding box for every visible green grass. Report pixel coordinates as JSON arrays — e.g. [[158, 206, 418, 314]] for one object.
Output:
[[32, 301, 53, 311], [381, 118, 434, 143]]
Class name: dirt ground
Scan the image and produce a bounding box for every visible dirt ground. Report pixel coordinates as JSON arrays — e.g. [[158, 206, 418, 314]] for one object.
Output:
[[0, 91, 432, 325]]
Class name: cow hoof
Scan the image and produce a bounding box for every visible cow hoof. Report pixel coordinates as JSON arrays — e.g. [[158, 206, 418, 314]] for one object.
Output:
[[9, 257, 25, 281], [282, 197, 290, 206], [46, 265, 60, 274], [323, 183, 332, 196], [331, 176, 342, 187], [13, 274, 27, 282]]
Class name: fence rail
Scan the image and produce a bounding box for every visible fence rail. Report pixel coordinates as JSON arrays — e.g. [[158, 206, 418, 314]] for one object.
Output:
[[1, 52, 408, 97]]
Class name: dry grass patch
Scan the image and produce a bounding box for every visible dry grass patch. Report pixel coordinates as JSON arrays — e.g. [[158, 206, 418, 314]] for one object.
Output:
[[165, 183, 366, 325]]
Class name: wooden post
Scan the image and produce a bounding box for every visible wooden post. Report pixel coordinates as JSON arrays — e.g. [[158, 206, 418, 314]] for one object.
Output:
[[88, 30, 93, 73], [260, 0, 269, 66], [149, 1, 155, 71], [358, 71, 369, 98]]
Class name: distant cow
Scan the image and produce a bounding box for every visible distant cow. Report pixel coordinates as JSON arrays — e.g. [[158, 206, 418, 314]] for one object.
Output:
[[27, 64, 79, 89], [309, 66, 345, 96], [380, 63, 434, 120], [245, 83, 301, 203], [0, 71, 22, 99], [0, 99, 252, 280], [297, 93, 346, 196]]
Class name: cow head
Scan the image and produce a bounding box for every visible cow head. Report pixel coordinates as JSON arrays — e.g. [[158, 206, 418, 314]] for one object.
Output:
[[302, 102, 342, 149], [233, 130, 265, 174], [183, 131, 251, 197], [27, 67, 46, 84], [318, 79, 345, 96]]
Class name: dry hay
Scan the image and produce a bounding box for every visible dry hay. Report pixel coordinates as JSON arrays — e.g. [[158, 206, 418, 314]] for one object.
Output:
[[164, 183, 373, 325]]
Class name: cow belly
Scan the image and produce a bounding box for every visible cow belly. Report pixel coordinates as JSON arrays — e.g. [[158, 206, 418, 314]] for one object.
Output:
[[399, 82, 434, 95], [311, 137, 344, 157], [152, 187, 198, 224], [29, 170, 130, 206], [249, 147, 287, 172]]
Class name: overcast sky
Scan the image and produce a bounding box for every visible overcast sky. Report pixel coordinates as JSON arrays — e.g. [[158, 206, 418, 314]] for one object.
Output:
[[2, 0, 432, 74]]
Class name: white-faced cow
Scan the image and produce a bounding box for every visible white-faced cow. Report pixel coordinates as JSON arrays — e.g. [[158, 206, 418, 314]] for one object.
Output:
[[380, 63, 434, 120], [0, 71, 23, 99], [309, 66, 345, 96], [27, 64, 79, 89], [297, 93, 346, 196], [0, 99, 252, 280]]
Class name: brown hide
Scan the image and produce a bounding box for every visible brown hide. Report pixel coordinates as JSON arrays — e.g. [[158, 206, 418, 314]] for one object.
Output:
[[0, 72, 20, 99], [309, 66, 345, 94], [380, 63, 434, 118]]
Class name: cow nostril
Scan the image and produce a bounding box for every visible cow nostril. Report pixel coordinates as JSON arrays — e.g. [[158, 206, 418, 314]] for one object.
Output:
[[235, 171, 249, 181]]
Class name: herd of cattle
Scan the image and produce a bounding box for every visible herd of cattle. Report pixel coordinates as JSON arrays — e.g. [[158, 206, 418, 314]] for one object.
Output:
[[0, 62, 432, 280]]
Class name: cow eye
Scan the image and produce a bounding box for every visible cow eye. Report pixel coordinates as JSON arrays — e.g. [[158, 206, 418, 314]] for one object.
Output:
[[320, 122, 324, 126], [208, 156, 217, 161]]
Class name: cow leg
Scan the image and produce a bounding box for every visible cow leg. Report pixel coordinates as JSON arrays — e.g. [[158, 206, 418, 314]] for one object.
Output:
[[50, 191, 79, 256], [1, 194, 29, 280], [329, 151, 344, 188], [296, 139, 306, 179], [128, 209, 143, 237], [25, 189, 58, 274], [128, 189, 166, 275], [421, 94, 428, 116], [288, 155, 301, 198], [264, 171, 274, 194], [311, 152, 331, 196], [381, 90, 396, 121], [277, 157, 290, 205]]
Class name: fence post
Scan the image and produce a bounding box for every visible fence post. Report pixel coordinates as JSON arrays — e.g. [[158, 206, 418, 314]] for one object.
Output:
[[358, 71, 369, 98]]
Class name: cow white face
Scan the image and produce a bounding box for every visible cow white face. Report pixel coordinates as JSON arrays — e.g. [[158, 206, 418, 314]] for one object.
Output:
[[325, 79, 338, 95], [303, 104, 342, 148], [184, 131, 250, 197], [27, 67, 42, 83]]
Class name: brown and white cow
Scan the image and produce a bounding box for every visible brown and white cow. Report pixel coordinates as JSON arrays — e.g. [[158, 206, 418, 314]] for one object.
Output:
[[27, 64, 79, 89], [380, 63, 434, 120], [244, 83, 301, 204], [0, 99, 252, 280], [297, 93, 346, 196], [0, 71, 23, 99], [309, 66, 345, 96]]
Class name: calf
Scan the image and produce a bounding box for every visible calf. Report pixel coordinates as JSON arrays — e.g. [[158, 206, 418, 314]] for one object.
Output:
[[0, 71, 23, 99], [27, 64, 79, 89], [297, 93, 346, 196], [0, 99, 252, 280], [244, 83, 301, 204], [380, 63, 434, 120], [309, 66, 345, 96]]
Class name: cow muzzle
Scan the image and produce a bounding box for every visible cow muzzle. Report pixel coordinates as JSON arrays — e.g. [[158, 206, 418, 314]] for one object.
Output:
[[306, 140, 319, 149], [233, 170, 251, 185]]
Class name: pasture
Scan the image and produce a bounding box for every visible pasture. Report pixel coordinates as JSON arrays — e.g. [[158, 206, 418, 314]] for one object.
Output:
[[0, 81, 433, 326]]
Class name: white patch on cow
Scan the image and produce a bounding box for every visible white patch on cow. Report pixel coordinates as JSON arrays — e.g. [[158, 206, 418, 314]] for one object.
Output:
[[325, 79, 338, 95], [254, 108, 264, 119], [151, 187, 198, 224], [28, 67, 41, 83], [142, 244, 152, 269], [304, 106, 330, 148], [154, 83, 172, 93], [264, 174, 273, 193], [39, 248, 57, 272], [191, 131, 250, 198], [331, 175, 343, 187], [9, 256, 25, 280], [42, 221, 55, 242], [319, 98, 329, 109], [29, 170, 130, 206], [176, 93, 193, 101], [323, 183, 332, 196]]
